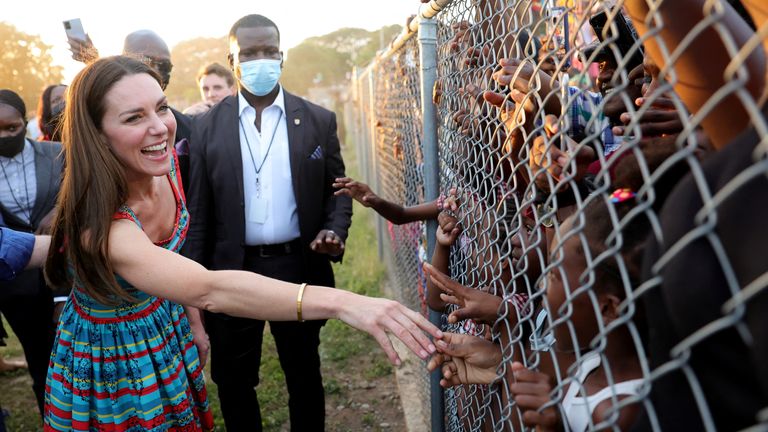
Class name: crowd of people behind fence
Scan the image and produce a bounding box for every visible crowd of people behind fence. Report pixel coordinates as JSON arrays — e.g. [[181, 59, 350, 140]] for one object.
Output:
[[341, 0, 768, 430], [0, 0, 766, 431]]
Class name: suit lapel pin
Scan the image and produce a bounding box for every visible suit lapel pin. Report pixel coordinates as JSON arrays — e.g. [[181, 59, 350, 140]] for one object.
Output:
[[294, 118, 301, 126]]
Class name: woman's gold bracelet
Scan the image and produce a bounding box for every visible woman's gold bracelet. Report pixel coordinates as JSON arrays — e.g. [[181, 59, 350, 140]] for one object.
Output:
[[297, 283, 307, 322]]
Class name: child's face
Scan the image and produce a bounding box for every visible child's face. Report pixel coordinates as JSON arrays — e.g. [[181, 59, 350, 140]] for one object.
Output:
[[544, 224, 602, 353]]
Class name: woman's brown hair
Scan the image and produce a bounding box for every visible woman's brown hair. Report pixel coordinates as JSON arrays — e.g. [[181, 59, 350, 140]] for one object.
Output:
[[45, 56, 162, 305]]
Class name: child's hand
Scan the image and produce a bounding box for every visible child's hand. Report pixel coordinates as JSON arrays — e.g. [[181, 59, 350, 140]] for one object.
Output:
[[435, 210, 460, 247], [427, 332, 502, 386], [423, 263, 501, 325], [333, 177, 378, 207], [510, 362, 561, 432], [529, 115, 595, 193]]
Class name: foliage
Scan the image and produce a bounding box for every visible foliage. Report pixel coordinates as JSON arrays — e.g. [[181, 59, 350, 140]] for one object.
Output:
[[164, 36, 229, 109], [280, 25, 402, 97], [162, 25, 402, 107], [0, 22, 64, 116]]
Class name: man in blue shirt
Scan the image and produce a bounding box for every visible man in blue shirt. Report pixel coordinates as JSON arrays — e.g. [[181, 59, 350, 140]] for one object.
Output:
[[0, 227, 48, 282], [0, 226, 49, 432]]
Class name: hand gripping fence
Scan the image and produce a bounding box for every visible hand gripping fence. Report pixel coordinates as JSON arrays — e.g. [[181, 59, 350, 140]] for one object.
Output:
[[347, 0, 768, 430]]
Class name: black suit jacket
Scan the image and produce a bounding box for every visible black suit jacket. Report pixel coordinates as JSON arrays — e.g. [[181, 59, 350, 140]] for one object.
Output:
[[183, 91, 352, 286], [171, 107, 193, 195], [0, 140, 64, 299]]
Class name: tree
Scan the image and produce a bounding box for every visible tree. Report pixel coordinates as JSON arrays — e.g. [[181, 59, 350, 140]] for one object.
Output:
[[282, 25, 402, 97], [164, 36, 229, 109], [0, 22, 64, 116]]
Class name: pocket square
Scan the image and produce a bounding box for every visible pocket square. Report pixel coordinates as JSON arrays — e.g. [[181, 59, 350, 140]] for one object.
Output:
[[308, 145, 323, 160]]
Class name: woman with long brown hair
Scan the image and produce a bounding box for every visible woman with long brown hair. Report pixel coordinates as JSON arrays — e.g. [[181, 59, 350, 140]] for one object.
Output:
[[43, 55, 441, 431]]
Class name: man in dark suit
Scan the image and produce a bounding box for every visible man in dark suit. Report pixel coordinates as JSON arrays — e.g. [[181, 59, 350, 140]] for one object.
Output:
[[0, 89, 63, 416], [184, 14, 353, 432]]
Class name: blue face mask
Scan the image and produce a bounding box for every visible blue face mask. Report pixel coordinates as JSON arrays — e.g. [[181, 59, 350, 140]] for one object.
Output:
[[238, 59, 282, 96]]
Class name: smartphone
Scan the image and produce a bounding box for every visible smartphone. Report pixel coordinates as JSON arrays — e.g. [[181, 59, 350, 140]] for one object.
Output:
[[546, 6, 570, 69], [589, 10, 643, 70], [63, 18, 86, 41]]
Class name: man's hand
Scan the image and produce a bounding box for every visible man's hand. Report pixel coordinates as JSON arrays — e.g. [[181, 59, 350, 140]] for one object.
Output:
[[67, 34, 99, 64], [310, 229, 345, 256], [333, 177, 379, 207]]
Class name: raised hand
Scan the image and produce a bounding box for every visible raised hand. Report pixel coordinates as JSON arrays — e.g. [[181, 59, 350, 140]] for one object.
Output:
[[612, 96, 685, 138], [509, 362, 561, 432], [423, 263, 501, 325], [492, 58, 561, 115], [483, 87, 538, 159], [427, 332, 501, 386], [67, 33, 99, 64], [333, 177, 379, 207], [436, 208, 461, 247], [529, 115, 595, 193]]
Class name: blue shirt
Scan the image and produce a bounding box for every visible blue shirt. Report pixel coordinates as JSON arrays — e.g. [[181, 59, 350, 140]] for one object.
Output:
[[0, 227, 35, 281]]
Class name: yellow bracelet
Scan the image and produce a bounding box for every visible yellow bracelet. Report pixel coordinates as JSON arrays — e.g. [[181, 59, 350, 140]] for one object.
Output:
[[297, 283, 307, 322]]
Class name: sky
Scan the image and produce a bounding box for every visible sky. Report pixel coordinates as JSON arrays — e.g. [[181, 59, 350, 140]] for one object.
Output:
[[6, 0, 422, 83]]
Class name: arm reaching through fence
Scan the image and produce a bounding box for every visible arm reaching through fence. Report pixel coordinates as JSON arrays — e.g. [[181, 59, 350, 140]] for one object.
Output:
[[424, 262, 502, 325], [427, 332, 502, 386], [623, 0, 766, 149], [333, 178, 458, 225]]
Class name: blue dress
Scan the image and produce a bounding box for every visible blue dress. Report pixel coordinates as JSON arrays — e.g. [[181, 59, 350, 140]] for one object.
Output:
[[44, 152, 214, 431]]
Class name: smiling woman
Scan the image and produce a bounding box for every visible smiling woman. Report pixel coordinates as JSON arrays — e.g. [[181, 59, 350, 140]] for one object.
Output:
[[41, 55, 441, 432]]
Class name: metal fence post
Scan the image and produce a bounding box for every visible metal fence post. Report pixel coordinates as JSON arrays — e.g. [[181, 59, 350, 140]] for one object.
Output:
[[418, 16, 444, 432], [367, 67, 385, 260]]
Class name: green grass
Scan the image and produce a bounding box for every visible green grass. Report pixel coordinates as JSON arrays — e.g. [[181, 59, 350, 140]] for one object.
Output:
[[0, 316, 43, 432]]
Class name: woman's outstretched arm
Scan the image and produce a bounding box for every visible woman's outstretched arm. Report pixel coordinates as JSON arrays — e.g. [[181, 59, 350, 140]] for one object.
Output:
[[108, 220, 442, 365]]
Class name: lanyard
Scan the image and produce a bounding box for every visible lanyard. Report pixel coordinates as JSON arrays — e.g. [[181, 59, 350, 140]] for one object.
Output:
[[239, 111, 283, 197]]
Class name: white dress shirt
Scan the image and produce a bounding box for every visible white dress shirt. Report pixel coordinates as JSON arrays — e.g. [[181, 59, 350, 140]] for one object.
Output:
[[238, 87, 301, 245], [0, 139, 37, 225]]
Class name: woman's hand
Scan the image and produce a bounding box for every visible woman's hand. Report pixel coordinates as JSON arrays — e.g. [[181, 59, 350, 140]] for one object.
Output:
[[423, 263, 501, 325], [427, 332, 501, 386], [335, 292, 442, 366]]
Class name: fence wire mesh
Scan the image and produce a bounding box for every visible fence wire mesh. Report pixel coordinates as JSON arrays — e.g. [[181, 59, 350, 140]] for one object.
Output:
[[350, 0, 768, 430], [351, 35, 434, 424]]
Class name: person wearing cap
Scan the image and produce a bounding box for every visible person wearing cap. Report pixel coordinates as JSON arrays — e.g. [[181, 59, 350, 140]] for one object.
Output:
[[0, 89, 64, 418]]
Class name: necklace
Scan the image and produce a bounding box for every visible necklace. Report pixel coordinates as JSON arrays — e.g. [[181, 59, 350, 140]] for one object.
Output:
[[0, 148, 32, 223]]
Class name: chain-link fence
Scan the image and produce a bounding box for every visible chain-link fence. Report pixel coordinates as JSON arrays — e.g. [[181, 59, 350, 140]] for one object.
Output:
[[351, 34, 434, 425], [349, 0, 768, 430]]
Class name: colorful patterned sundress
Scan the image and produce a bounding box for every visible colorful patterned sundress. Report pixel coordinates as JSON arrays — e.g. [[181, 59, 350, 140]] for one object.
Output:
[[44, 152, 215, 431]]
